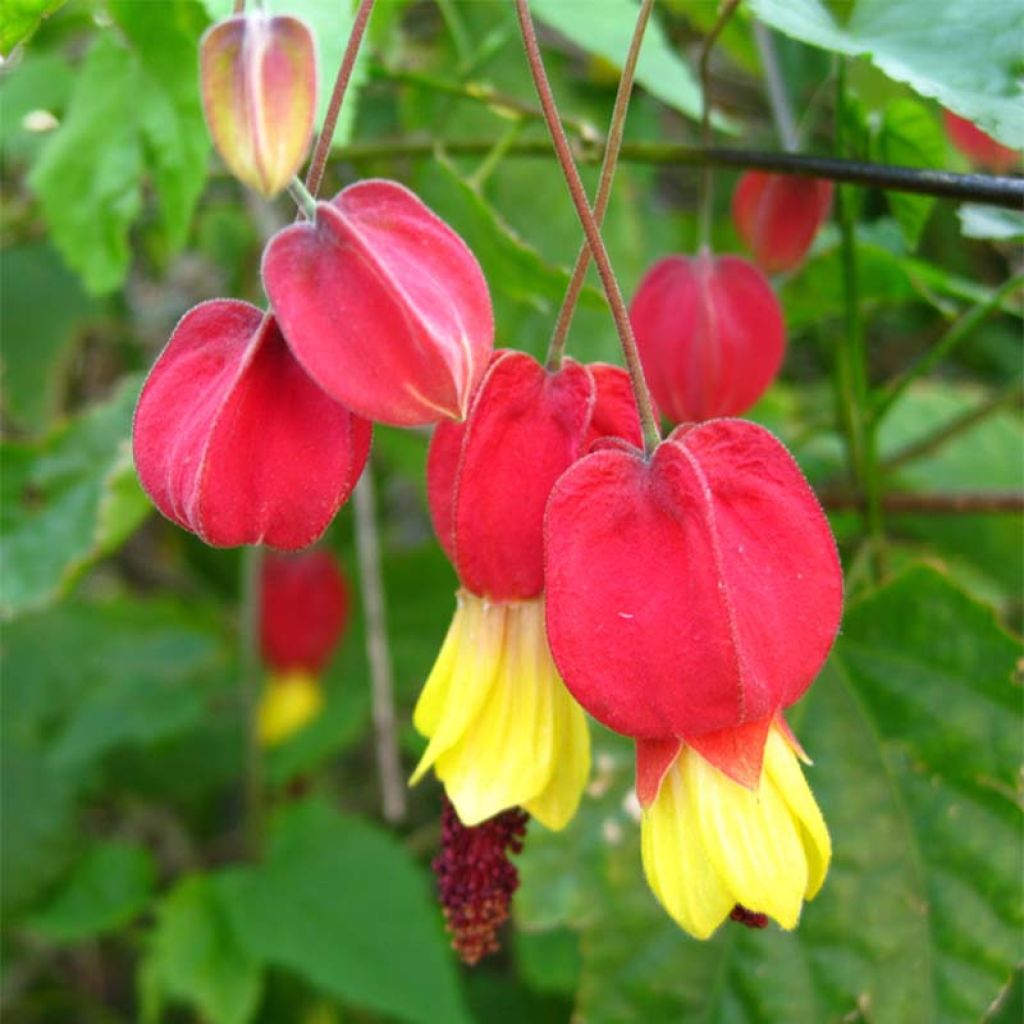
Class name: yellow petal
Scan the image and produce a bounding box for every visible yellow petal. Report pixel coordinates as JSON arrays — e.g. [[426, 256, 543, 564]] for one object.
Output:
[[641, 760, 733, 939], [258, 671, 323, 747], [764, 726, 831, 899]]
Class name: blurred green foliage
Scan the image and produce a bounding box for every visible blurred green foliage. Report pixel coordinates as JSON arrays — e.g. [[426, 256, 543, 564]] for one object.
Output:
[[0, 1, 1020, 1022]]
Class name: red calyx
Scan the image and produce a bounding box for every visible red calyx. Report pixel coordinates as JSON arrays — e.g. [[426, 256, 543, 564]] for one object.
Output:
[[942, 110, 1020, 174], [544, 419, 843, 743], [260, 549, 348, 674], [426, 351, 643, 602], [262, 179, 495, 427], [132, 300, 370, 550], [433, 798, 529, 966], [732, 172, 833, 274], [629, 251, 785, 424]]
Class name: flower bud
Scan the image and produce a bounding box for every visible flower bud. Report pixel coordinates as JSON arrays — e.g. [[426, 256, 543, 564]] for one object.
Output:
[[132, 300, 371, 550], [942, 110, 1019, 174], [544, 419, 842, 752], [629, 250, 785, 424], [200, 13, 317, 198], [263, 180, 494, 427], [260, 549, 348, 674], [731, 172, 832, 273]]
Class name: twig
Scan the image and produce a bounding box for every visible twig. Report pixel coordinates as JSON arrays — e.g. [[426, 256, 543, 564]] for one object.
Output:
[[697, 0, 742, 248], [353, 466, 407, 824], [881, 383, 1023, 471], [753, 20, 798, 151], [329, 137, 1024, 208], [514, 0, 660, 453], [304, 0, 376, 198], [239, 545, 265, 855], [546, 0, 655, 369], [820, 491, 1024, 515]]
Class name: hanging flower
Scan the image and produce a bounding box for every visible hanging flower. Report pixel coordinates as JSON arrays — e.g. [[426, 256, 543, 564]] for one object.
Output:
[[257, 549, 349, 746], [132, 300, 371, 550], [263, 179, 494, 427], [411, 351, 642, 831], [629, 250, 785, 424], [545, 419, 842, 936], [732, 171, 833, 273]]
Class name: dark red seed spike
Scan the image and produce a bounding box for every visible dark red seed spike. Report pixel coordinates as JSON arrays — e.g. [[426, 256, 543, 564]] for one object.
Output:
[[730, 904, 770, 929], [432, 797, 529, 965]]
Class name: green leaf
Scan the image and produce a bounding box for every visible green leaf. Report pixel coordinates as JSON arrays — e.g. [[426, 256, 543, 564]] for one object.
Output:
[[958, 205, 1024, 242], [146, 875, 262, 1024], [0, 378, 151, 618], [0, 242, 100, 435], [25, 841, 155, 943], [748, 0, 1024, 148], [29, 2, 209, 293], [876, 98, 945, 247], [517, 566, 1022, 1022], [529, 0, 729, 129], [0, 0, 66, 55], [220, 799, 470, 1024]]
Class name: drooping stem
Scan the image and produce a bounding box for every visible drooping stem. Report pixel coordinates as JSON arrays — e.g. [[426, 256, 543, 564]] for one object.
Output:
[[304, 0, 376, 199], [546, 0, 655, 370], [287, 176, 317, 219], [514, 0, 660, 453], [697, 0, 742, 249], [232, 0, 245, 14], [239, 544, 265, 855], [353, 467, 407, 824], [753, 20, 798, 151], [874, 273, 1024, 423], [834, 59, 885, 576]]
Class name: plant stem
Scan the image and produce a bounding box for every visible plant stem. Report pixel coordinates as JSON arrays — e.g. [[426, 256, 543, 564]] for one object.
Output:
[[353, 467, 407, 824], [287, 176, 318, 219], [881, 382, 1023, 471], [514, 0, 660, 454], [753, 20, 798, 151], [545, 0, 655, 370], [819, 490, 1024, 515], [232, 0, 245, 14], [874, 273, 1024, 422], [304, 0, 376, 199], [325, 136, 1024, 207], [435, 0, 472, 70], [239, 544, 265, 856], [469, 120, 525, 190], [834, 59, 885, 576], [697, 0, 742, 249]]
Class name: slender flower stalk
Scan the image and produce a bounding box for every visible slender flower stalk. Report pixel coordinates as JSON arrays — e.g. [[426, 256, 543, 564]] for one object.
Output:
[[696, 0, 742, 249], [546, 0, 655, 370], [240, 544, 265, 854], [513, 0, 660, 453]]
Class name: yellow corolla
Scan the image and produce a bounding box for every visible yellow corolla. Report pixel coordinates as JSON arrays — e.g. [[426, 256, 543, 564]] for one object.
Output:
[[257, 670, 324, 747], [641, 725, 831, 939], [411, 591, 590, 830]]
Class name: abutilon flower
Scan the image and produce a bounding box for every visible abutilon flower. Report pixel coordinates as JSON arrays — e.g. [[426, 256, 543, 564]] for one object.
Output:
[[132, 300, 370, 549], [545, 418, 843, 938], [200, 12, 317, 198], [732, 172, 833, 273], [942, 110, 1019, 174], [411, 350, 643, 831], [629, 250, 785, 424], [258, 548, 348, 746], [263, 179, 494, 427]]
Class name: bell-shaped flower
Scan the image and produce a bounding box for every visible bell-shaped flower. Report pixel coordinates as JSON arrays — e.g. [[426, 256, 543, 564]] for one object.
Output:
[[545, 419, 842, 935], [257, 549, 348, 746], [200, 12, 317, 198], [411, 351, 642, 830], [133, 300, 371, 550], [942, 110, 1019, 174], [262, 179, 494, 427], [732, 172, 833, 273], [629, 250, 785, 424]]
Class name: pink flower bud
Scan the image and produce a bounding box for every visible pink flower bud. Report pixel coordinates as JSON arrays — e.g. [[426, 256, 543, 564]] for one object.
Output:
[[731, 172, 833, 273], [260, 549, 348, 674], [200, 13, 317, 198], [629, 251, 785, 424], [942, 110, 1019, 174], [133, 300, 370, 550], [262, 179, 495, 427]]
